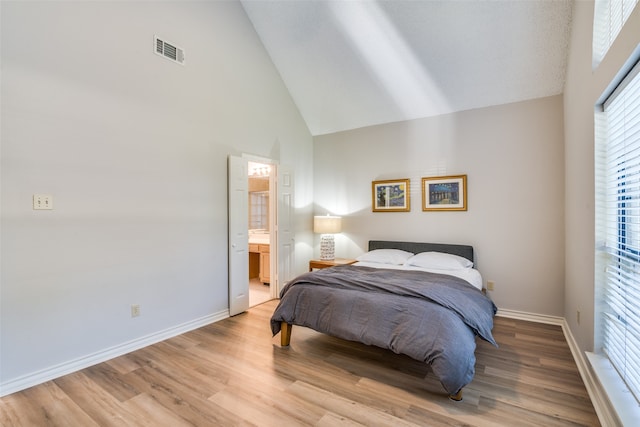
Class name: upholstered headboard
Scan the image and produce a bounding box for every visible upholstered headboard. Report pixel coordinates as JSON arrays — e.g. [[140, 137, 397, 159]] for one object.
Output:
[[368, 240, 474, 263]]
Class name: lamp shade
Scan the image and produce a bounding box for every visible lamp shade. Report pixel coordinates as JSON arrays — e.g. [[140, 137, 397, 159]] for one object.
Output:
[[314, 215, 342, 234]]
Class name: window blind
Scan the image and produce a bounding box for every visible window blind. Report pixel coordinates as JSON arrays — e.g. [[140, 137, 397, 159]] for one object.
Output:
[[593, 0, 639, 68], [598, 59, 640, 403]]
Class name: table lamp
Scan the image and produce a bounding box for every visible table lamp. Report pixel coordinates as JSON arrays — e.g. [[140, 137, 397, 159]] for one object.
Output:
[[314, 215, 342, 260]]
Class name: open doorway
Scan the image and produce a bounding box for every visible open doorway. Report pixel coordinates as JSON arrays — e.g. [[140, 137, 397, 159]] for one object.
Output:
[[229, 154, 294, 315], [248, 161, 274, 307]]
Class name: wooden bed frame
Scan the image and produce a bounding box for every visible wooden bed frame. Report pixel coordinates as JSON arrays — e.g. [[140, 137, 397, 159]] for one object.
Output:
[[278, 240, 475, 401]]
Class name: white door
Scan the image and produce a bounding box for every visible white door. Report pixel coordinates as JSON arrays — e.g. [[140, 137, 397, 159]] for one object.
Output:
[[228, 155, 249, 316], [276, 165, 295, 295]]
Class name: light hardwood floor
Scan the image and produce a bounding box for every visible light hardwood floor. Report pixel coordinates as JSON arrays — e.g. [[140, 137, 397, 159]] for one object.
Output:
[[0, 300, 600, 426]]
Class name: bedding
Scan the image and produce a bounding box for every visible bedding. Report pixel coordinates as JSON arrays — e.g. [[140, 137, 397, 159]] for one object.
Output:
[[270, 244, 497, 399], [352, 260, 483, 290]]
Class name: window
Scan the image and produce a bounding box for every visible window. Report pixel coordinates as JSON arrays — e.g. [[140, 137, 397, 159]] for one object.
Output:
[[593, 0, 639, 68], [249, 191, 268, 230], [595, 59, 640, 404]]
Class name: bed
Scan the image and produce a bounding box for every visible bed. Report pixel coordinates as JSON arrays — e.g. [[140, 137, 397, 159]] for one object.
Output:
[[270, 240, 497, 401]]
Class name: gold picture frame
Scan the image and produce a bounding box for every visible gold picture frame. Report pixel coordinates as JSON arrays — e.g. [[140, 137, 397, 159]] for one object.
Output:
[[422, 175, 467, 211], [372, 179, 410, 212]]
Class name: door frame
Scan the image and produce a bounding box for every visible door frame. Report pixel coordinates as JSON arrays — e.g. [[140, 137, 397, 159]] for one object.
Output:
[[246, 155, 279, 300], [243, 154, 278, 298]]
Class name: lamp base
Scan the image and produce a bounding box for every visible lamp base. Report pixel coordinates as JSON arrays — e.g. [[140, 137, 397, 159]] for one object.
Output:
[[319, 234, 335, 260]]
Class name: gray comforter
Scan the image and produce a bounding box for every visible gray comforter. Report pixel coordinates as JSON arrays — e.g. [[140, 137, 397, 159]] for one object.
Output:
[[270, 265, 497, 395]]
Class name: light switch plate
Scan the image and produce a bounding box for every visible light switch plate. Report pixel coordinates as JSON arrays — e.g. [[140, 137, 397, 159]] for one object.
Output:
[[33, 194, 53, 210]]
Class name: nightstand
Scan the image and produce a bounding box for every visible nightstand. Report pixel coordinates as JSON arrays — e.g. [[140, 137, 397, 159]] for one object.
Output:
[[309, 258, 357, 271]]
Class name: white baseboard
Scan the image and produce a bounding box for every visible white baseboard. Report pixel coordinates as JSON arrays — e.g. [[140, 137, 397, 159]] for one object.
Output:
[[497, 308, 618, 426], [0, 309, 229, 397], [562, 323, 621, 426], [496, 308, 565, 325]]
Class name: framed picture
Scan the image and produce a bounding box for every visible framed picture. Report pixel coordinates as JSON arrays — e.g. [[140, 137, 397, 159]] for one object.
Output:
[[422, 175, 467, 211], [372, 179, 410, 212]]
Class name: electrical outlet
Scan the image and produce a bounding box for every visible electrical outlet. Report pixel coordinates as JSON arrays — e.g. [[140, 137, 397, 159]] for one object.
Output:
[[131, 304, 141, 318], [486, 280, 495, 291], [33, 194, 53, 210], [577, 310, 581, 324]]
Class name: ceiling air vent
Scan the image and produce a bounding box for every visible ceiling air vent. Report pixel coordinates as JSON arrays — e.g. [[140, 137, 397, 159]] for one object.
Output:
[[154, 36, 185, 65]]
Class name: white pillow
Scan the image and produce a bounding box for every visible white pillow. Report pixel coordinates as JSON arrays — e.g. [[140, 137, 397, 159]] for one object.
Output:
[[404, 251, 473, 270], [356, 249, 414, 265]]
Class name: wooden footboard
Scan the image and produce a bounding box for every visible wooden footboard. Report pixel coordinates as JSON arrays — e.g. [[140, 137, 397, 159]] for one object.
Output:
[[280, 322, 292, 346]]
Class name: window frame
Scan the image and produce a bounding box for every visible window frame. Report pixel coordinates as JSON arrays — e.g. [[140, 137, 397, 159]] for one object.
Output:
[[595, 57, 640, 409]]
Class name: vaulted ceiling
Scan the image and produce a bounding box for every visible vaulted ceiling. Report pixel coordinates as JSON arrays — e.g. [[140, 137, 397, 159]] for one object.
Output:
[[241, 0, 574, 136]]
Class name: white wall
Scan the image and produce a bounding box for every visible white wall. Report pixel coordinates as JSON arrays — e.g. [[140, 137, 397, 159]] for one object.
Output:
[[314, 95, 565, 316], [564, 2, 640, 352], [0, 0, 313, 391]]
